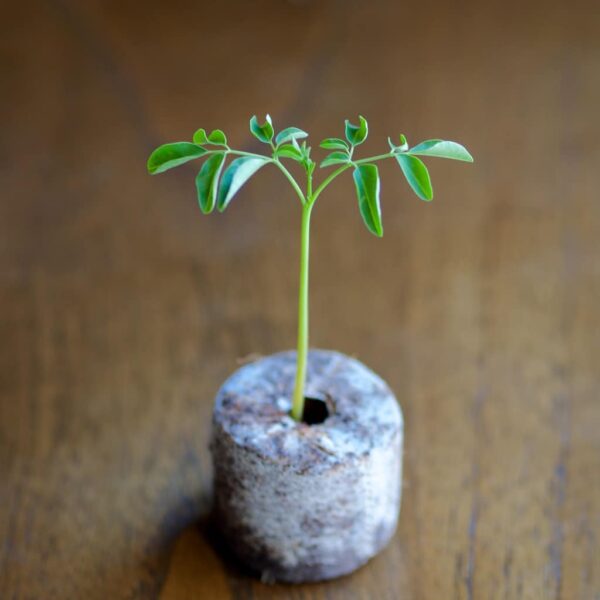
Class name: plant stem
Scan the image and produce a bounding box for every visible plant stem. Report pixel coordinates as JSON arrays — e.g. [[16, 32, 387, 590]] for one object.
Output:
[[312, 164, 349, 202], [216, 147, 397, 421], [273, 160, 306, 205], [290, 200, 313, 421], [288, 150, 396, 421]]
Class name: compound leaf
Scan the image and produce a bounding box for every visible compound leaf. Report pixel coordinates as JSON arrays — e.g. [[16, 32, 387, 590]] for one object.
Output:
[[345, 116, 368, 146], [250, 115, 274, 143], [353, 164, 383, 236], [147, 142, 207, 174], [217, 156, 268, 211], [192, 129, 209, 144], [276, 144, 304, 161], [208, 129, 227, 145], [395, 154, 433, 201], [195, 152, 225, 213], [320, 138, 349, 151], [320, 151, 350, 168], [408, 139, 473, 162], [275, 127, 308, 146]]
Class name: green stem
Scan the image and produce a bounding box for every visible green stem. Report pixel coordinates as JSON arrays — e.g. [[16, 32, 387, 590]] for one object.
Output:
[[273, 160, 306, 205], [290, 200, 313, 421], [206, 145, 397, 422], [312, 164, 350, 202], [288, 151, 398, 420], [354, 151, 395, 165]]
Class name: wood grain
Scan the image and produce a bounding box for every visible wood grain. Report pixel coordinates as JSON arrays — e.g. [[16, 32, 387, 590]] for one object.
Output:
[[1, 0, 599, 598]]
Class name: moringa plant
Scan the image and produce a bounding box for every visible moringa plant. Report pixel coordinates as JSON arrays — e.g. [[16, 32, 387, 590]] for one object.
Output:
[[147, 115, 473, 422]]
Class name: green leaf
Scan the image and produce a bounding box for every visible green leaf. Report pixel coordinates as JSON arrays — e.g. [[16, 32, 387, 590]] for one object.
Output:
[[250, 115, 274, 144], [276, 144, 303, 161], [193, 129, 209, 144], [320, 152, 350, 168], [217, 157, 268, 211], [395, 154, 433, 201], [320, 138, 349, 151], [208, 129, 227, 145], [275, 127, 308, 146], [194, 128, 228, 146], [345, 116, 368, 146], [388, 134, 409, 153], [353, 164, 383, 237], [298, 141, 314, 172], [147, 142, 207, 174], [408, 139, 473, 162], [195, 152, 225, 214]]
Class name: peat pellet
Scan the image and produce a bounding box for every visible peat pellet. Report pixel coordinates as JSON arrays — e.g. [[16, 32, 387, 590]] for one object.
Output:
[[211, 349, 403, 583]]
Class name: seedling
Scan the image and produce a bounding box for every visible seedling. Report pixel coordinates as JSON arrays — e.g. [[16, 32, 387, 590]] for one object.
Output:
[[147, 115, 473, 422]]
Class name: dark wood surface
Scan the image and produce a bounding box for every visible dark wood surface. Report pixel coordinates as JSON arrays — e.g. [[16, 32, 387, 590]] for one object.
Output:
[[1, 1, 599, 598]]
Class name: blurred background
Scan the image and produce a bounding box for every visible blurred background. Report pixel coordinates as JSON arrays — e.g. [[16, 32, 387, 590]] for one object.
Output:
[[1, 1, 599, 598]]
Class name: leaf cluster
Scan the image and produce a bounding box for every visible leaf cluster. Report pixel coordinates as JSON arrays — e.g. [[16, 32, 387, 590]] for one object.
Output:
[[147, 114, 473, 234], [316, 116, 472, 236]]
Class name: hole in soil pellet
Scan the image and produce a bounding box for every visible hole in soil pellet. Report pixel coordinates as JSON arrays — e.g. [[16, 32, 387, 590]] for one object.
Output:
[[301, 395, 334, 425]]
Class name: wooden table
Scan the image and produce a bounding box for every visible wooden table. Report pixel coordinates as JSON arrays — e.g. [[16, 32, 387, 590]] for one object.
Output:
[[2, 1, 599, 598]]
